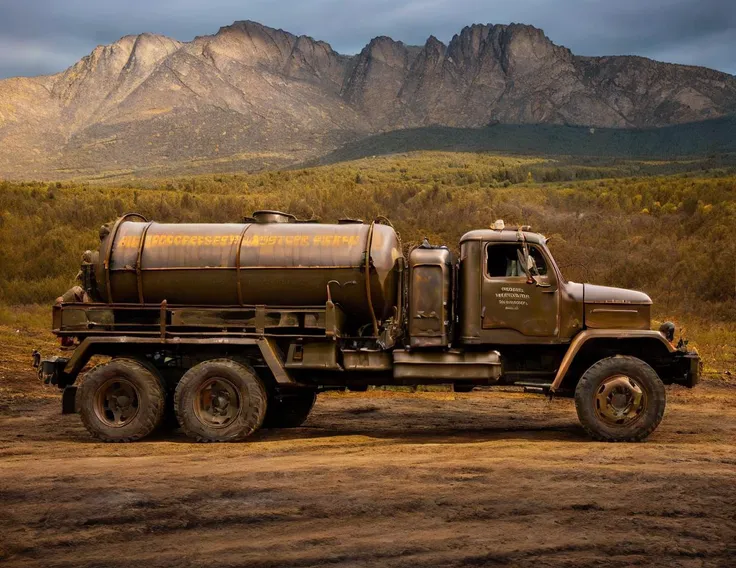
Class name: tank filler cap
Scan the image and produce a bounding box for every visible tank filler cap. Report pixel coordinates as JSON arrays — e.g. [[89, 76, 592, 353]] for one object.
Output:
[[418, 238, 448, 250], [252, 210, 297, 224]]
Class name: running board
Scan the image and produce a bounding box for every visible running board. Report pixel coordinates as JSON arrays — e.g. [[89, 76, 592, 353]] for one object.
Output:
[[393, 350, 502, 381]]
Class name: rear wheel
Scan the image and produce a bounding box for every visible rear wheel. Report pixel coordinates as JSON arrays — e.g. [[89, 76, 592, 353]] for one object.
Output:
[[79, 359, 166, 442], [263, 391, 316, 429], [174, 359, 267, 442], [575, 355, 665, 442]]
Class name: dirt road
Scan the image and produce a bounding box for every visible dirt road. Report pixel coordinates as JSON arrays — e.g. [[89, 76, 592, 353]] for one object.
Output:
[[1, 368, 735, 568]]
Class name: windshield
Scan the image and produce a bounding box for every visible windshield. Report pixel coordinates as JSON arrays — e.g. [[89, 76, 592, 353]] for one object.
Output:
[[541, 241, 566, 284]]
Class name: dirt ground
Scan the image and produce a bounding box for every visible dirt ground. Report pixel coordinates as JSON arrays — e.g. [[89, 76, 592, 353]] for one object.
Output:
[[1, 364, 735, 568]]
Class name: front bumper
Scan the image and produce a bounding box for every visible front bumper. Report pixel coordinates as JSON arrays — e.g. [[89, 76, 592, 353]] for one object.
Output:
[[673, 349, 701, 388]]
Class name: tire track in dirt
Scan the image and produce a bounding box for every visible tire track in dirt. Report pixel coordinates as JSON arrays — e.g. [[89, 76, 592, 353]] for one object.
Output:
[[1, 383, 735, 567]]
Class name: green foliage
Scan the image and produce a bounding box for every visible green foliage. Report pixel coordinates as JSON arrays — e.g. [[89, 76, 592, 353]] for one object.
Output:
[[1, 151, 735, 322]]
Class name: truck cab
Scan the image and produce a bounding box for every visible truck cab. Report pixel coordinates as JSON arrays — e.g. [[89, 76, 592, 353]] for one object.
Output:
[[457, 226, 652, 344]]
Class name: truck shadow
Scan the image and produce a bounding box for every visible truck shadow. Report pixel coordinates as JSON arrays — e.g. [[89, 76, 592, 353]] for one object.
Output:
[[249, 423, 591, 444], [152, 399, 593, 444], [141, 418, 591, 445]]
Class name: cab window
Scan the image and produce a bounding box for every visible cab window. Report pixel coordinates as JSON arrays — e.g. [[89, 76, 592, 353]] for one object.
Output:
[[486, 244, 548, 277]]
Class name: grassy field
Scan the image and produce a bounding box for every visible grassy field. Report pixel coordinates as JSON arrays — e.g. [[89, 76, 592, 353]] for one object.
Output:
[[0, 149, 734, 371]]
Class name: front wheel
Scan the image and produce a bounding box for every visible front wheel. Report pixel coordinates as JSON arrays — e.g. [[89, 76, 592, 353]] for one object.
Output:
[[575, 355, 666, 442], [174, 359, 267, 442]]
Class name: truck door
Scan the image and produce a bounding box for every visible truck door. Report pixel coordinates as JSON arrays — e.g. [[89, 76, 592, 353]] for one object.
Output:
[[481, 242, 559, 338]]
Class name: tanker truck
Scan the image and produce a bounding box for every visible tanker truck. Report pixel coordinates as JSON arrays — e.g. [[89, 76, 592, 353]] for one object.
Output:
[[33, 211, 700, 443]]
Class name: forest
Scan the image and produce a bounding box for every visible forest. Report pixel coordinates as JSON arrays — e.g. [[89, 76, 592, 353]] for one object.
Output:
[[1, 151, 735, 329]]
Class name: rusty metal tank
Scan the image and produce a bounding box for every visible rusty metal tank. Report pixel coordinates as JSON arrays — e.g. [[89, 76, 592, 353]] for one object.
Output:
[[92, 212, 403, 324]]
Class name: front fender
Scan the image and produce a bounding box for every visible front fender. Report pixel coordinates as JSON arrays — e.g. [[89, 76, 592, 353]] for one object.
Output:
[[549, 329, 676, 393]]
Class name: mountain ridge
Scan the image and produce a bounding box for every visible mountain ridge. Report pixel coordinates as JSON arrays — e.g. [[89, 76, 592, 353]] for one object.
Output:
[[1, 20, 735, 179]]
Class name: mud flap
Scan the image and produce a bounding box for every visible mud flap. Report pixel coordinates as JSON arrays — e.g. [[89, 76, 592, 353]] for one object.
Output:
[[61, 386, 78, 414]]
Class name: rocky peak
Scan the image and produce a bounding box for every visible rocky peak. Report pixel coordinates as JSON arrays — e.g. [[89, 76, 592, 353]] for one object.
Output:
[[200, 20, 347, 87], [420, 36, 446, 62], [284, 35, 346, 88], [122, 33, 182, 74], [444, 23, 565, 75], [494, 24, 571, 74], [447, 24, 493, 64], [362, 36, 409, 65], [49, 36, 138, 118], [201, 20, 299, 69], [403, 36, 446, 88], [341, 36, 418, 123], [216, 19, 291, 40], [46, 32, 183, 132]]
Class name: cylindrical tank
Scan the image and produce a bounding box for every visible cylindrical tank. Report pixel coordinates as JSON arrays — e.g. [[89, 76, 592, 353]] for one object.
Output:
[[93, 213, 403, 324]]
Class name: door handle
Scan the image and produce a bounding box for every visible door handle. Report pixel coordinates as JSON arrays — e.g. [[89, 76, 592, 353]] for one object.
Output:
[[541, 288, 558, 294]]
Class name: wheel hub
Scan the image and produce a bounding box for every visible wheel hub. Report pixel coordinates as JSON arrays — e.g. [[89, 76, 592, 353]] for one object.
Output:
[[95, 379, 141, 427], [594, 375, 646, 426], [195, 377, 241, 428]]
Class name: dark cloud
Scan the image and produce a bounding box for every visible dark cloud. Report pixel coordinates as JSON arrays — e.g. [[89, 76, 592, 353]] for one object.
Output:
[[0, 0, 734, 78]]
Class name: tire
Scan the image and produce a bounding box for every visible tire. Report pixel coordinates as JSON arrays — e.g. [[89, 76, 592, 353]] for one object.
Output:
[[262, 391, 316, 429], [174, 359, 267, 442], [78, 358, 166, 442], [575, 355, 666, 442], [129, 358, 180, 434]]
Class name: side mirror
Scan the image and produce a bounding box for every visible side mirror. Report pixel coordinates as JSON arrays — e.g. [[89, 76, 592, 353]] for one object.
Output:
[[517, 248, 551, 288], [516, 248, 531, 280]]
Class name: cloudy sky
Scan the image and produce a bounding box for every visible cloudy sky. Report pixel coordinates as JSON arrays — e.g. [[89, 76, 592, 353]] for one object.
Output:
[[0, 0, 734, 79]]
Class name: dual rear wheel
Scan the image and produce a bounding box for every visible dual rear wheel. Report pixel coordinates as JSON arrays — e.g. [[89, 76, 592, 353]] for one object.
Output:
[[79, 358, 316, 442]]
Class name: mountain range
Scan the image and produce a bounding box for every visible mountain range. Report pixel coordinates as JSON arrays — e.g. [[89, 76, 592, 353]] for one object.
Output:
[[1, 20, 735, 179]]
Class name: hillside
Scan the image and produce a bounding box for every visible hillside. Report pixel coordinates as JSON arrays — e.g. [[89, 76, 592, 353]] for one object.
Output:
[[312, 116, 736, 165], [0, 21, 735, 179]]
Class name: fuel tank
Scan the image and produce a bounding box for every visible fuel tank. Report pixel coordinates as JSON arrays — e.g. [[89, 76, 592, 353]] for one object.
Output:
[[93, 212, 403, 324]]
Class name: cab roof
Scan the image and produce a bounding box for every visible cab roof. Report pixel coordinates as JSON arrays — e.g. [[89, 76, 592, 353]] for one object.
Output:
[[460, 229, 547, 246]]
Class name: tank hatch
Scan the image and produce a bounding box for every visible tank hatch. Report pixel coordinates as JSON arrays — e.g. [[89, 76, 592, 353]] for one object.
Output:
[[252, 210, 297, 224]]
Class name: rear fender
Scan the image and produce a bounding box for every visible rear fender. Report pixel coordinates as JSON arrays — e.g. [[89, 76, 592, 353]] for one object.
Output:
[[59, 336, 299, 386]]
